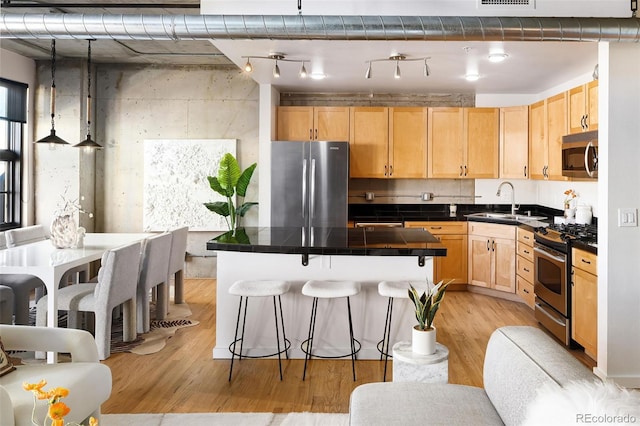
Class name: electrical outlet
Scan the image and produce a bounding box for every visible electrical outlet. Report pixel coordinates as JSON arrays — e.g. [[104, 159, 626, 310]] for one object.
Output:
[[618, 208, 638, 227]]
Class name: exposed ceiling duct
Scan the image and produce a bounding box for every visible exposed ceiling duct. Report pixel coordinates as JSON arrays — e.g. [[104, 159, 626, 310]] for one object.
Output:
[[1, 14, 640, 42]]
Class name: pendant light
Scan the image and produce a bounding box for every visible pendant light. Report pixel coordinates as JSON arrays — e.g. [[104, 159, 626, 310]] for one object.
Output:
[[36, 40, 69, 145], [75, 40, 102, 151]]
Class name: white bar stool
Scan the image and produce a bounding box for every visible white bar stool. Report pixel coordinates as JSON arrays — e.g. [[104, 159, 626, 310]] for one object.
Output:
[[377, 280, 432, 381], [301, 280, 361, 381], [228, 279, 291, 381]]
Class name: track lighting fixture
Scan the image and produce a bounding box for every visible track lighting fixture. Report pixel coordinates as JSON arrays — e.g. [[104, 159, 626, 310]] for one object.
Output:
[[241, 53, 310, 79], [364, 54, 431, 80], [36, 40, 69, 146], [75, 40, 102, 151]]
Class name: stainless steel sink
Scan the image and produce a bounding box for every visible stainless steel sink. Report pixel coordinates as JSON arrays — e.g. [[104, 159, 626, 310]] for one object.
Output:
[[465, 212, 547, 222]]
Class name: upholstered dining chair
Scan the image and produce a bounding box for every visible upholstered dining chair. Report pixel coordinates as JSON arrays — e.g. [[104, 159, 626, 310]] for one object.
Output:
[[0, 285, 14, 324], [35, 241, 143, 360], [167, 226, 188, 307], [0, 231, 46, 325], [136, 232, 172, 334]]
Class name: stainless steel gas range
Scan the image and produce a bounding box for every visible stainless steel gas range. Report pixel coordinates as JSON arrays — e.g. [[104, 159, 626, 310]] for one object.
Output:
[[533, 223, 597, 345]]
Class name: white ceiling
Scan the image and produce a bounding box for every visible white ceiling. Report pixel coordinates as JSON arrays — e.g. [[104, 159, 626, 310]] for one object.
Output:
[[1, 0, 632, 95]]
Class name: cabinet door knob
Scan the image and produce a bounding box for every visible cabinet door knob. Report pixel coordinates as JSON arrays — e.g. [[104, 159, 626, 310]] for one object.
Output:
[[389, 165, 393, 176], [581, 258, 592, 264], [464, 165, 467, 176], [315, 128, 318, 139], [524, 165, 527, 178], [460, 166, 463, 177], [384, 165, 387, 176], [309, 129, 313, 140], [486, 240, 490, 251], [523, 288, 530, 294]]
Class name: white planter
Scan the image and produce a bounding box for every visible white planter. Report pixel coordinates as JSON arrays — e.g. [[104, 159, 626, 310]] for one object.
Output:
[[412, 326, 437, 355]]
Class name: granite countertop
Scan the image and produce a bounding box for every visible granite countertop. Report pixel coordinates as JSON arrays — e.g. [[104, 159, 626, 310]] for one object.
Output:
[[206, 226, 447, 257]]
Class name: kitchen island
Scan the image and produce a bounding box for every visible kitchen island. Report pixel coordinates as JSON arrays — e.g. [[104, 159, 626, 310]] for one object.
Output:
[[207, 226, 446, 360]]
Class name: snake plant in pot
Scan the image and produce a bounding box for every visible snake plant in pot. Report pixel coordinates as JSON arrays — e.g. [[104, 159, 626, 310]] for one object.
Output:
[[408, 280, 450, 355], [204, 153, 257, 234]]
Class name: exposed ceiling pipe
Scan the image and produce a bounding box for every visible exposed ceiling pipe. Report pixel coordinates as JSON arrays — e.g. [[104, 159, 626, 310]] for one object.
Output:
[[1, 14, 640, 42]]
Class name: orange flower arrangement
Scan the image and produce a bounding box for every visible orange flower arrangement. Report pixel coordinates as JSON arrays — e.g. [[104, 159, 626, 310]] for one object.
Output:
[[563, 189, 578, 209], [23, 380, 97, 426]]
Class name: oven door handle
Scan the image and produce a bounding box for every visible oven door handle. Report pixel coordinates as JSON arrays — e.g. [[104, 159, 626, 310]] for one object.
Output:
[[534, 246, 565, 263], [535, 302, 566, 327]]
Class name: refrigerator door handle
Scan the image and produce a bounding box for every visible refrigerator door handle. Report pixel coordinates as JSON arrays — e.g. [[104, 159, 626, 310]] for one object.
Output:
[[302, 159, 308, 223], [310, 158, 316, 221]]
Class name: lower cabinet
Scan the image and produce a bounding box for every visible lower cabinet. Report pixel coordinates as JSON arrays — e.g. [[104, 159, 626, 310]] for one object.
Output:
[[468, 222, 516, 293], [404, 221, 468, 285], [516, 227, 535, 308], [572, 247, 598, 359]]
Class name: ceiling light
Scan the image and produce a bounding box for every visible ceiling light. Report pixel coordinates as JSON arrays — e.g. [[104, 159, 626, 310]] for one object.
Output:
[[244, 58, 253, 73], [465, 73, 480, 82], [364, 54, 431, 80], [273, 60, 280, 78], [75, 39, 102, 151], [310, 72, 326, 80], [240, 53, 309, 79], [488, 53, 508, 63], [36, 40, 69, 146]]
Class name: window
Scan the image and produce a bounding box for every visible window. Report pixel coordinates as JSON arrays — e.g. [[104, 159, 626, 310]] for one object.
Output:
[[0, 78, 27, 231]]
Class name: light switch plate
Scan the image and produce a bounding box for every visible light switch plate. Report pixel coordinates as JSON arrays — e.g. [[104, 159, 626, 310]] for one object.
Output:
[[618, 208, 638, 227]]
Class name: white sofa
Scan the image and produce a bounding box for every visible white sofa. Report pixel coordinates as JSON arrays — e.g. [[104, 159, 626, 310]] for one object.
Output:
[[0, 325, 112, 426], [349, 326, 597, 426]]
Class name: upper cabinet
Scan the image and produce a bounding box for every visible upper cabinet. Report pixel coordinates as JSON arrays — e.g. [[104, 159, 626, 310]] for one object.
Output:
[[499, 106, 529, 179], [568, 80, 598, 134], [349, 107, 427, 178], [389, 107, 428, 179], [529, 93, 568, 180], [428, 107, 499, 179], [277, 106, 350, 141], [349, 107, 389, 178]]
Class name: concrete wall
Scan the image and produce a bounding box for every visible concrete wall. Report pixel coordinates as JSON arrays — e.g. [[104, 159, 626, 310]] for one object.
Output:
[[29, 62, 261, 277]]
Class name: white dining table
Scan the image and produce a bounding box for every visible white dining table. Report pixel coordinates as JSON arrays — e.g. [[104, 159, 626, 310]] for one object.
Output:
[[0, 232, 151, 362]]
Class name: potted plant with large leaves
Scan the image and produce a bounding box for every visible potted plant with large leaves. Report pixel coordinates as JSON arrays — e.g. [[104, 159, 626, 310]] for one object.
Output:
[[204, 153, 257, 233], [408, 280, 451, 355]]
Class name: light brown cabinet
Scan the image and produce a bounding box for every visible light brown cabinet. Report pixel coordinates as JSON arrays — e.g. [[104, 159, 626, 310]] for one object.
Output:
[[468, 222, 516, 293], [568, 80, 598, 134], [572, 247, 598, 359], [500, 106, 529, 179], [277, 106, 350, 141], [428, 107, 499, 179], [349, 107, 427, 178], [404, 221, 468, 285], [529, 93, 567, 180], [515, 228, 535, 308]]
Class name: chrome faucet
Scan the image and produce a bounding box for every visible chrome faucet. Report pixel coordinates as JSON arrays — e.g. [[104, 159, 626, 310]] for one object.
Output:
[[496, 181, 517, 215]]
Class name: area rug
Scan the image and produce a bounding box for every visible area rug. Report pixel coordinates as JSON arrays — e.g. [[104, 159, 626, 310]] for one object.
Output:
[[102, 412, 349, 426], [111, 302, 199, 355], [26, 302, 198, 357]]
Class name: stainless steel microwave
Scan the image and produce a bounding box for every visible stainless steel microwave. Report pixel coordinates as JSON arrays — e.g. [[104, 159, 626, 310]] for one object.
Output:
[[562, 130, 598, 179]]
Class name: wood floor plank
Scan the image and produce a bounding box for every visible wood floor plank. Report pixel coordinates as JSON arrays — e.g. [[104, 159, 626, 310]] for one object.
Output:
[[101, 278, 592, 414]]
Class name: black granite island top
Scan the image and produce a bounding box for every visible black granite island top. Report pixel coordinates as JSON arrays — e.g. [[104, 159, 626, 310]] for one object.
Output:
[[206, 226, 447, 257]]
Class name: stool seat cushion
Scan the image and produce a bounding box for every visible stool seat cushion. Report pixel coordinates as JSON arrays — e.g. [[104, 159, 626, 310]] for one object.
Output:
[[302, 280, 360, 298], [229, 280, 290, 297], [378, 280, 432, 299]]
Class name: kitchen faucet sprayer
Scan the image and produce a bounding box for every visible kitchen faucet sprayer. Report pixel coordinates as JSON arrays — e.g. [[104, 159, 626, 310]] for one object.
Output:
[[496, 181, 518, 216]]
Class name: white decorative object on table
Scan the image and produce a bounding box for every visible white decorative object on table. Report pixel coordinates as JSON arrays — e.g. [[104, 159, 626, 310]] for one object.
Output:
[[50, 214, 78, 249], [392, 341, 449, 383], [75, 226, 86, 248], [575, 205, 593, 225]]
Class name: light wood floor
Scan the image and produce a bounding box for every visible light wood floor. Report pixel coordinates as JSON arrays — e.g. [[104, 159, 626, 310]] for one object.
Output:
[[101, 278, 593, 414]]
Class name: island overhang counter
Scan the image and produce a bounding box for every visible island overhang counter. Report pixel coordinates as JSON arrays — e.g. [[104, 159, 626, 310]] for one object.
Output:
[[207, 226, 447, 361]]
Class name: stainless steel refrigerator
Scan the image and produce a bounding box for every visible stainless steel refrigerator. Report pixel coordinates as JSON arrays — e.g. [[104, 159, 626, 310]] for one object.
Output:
[[271, 141, 349, 228]]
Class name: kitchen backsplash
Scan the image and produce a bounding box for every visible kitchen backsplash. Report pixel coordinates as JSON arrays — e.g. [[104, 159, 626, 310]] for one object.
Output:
[[350, 178, 598, 217]]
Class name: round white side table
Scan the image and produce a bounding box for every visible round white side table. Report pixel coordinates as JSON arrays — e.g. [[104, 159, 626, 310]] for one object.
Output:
[[392, 341, 449, 383]]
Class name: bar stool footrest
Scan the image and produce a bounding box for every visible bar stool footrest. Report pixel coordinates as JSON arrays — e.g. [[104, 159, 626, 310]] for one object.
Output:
[[229, 338, 291, 359], [300, 338, 361, 359]]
